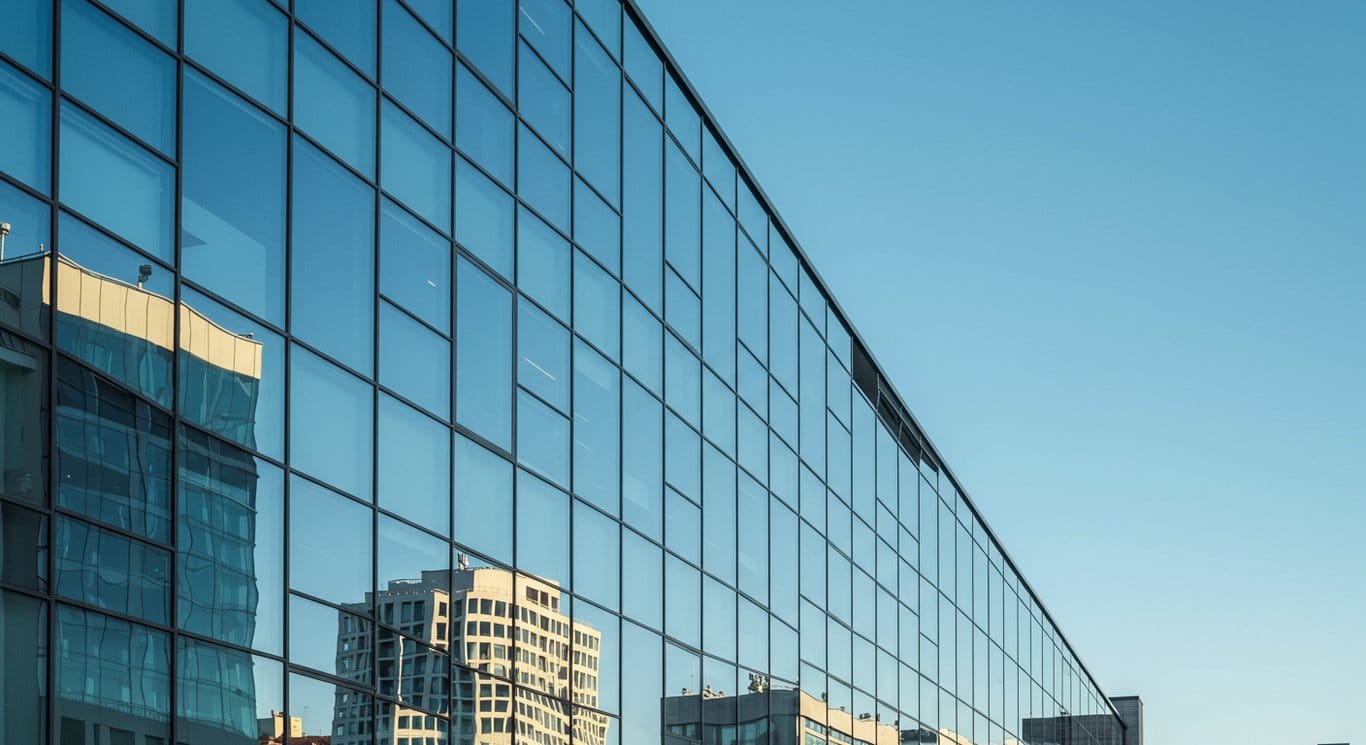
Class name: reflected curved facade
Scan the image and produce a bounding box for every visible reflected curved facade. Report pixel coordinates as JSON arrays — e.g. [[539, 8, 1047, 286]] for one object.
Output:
[[0, 2, 1129, 745]]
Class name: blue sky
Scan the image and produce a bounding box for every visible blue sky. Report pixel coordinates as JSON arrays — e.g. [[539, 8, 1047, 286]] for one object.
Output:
[[634, 1, 1366, 742]]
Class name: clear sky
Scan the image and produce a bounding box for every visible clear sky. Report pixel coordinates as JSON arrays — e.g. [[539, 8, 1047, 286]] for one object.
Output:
[[633, 1, 1366, 742]]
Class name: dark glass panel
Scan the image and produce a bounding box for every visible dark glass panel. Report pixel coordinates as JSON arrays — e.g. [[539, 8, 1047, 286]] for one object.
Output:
[[0, 59, 51, 192], [176, 637, 283, 743], [54, 606, 169, 743], [297, 0, 377, 75], [382, 0, 452, 134], [457, 62, 514, 187], [293, 31, 376, 176], [0, 326, 46, 506], [0, 589, 47, 743], [458, 0, 514, 95], [185, 0, 287, 113]]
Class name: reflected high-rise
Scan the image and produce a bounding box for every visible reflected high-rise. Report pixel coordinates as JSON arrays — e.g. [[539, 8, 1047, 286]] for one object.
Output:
[[2, 2, 1133, 745]]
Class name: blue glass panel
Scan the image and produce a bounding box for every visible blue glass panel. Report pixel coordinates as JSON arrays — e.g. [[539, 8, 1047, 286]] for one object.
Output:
[[518, 298, 569, 413], [101, 0, 176, 46], [183, 70, 286, 325], [54, 607, 170, 741], [0, 178, 48, 266], [517, 390, 569, 488], [703, 128, 737, 208], [664, 554, 699, 646], [518, 0, 570, 78], [737, 240, 767, 363], [55, 515, 171, 624], [297, 0, 376, 75], [702, 369, 735, 456], [382, 0, 451, 135], [664, 411, 699, 501], [623, 17, 660, 112], [456, 63, 514, 187], [382, 101, 452, 231], [0, 0, 52, 78], [738, 179, 767, 251], [573, 500, 619, 607], [456, 258, 513, 450], [0, 590, 45, 743], [406, 0, 452, 42], [290, 346, 373, 501], [518, 42, 570, 155], [455, 157, 514, 278], [665, 73, 700, 163], [380, 198, 451, 332], [378, 394, 450, 531], [573, 340, 619, 513], [379, 300, 450, 418], [294, 33, 376, 176], [377, 512, 448, 594], [621, 380, 662, 541], [516, 206, 570, 322], [0, 61, 51, 192], [291, 138, 375, 374], [186, 0, 287, 114], [702, 191, 737, 381], [701, 445, 735, 583], [665, 487, 700, 564], [622, 89, 662, 311], [177, 429, 285, 654], [59, 102, 173, 261], [574, 21, 621, 204], [517, 124, 570, 232], [453, 434, 513, 563], [288, 474, 373, 605], [665, 140, 700, 290], [665, 269, 700, 351], [769, 274, 798, 394], [621, 293, 661, 395], [577, 0, 621, 60], [771, 225, 799, 291], [516, 469, 569, 584], [664, 334, 700, 428], [574, 177, 620, 274], [736, 406, 765, 483], [573, 249, 619, 361], [177, 637, 283, 740], [799, 316, 826, 477], [737, 473, 768, 603], [458, 0, 514, 95], [621, 532, 662, 626]]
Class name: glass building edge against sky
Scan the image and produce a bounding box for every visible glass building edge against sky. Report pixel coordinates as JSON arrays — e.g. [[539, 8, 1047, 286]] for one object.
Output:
[[619, 0, 1127, 723]]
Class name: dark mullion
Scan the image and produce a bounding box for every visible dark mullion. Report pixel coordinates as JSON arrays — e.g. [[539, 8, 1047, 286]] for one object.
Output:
[[370, 1, 384, 740], [45, 0, 62, 737], [57, 90, 178, 168]]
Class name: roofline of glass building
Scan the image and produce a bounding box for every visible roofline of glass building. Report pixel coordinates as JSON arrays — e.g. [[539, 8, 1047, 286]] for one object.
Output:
[[621, 0, 1123, 722]]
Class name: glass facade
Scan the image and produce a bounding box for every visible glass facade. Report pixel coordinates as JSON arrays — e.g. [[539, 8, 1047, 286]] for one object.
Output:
[[0, 2, 1125, 745]]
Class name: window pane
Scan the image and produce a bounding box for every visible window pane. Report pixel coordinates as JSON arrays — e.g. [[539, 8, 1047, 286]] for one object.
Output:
[[665, 73, 700, 163], [621, 380, 661, 542], [573, 340, 619, 513], [516, 205, 570, 321], [183, 70, 286, 325], [382, 101, 452, 231], [186, 0, 287, 113], [665, 270, 699, 351], [517, 390, 569, 488], [379, 394, 450, 531], [380, 197, 451, 332], [664, 411, 699, 501], [621, 534, 661, 629], [55, 515, 171, 624], [0, 60, 51, 192], [518, 123, 570, 232], [289, 474, 373, 605], [622, 90, 662, 311], [176, 637, 283, 741], [407, 0, 451, 40], [456, 157, 514, 278], [59, 102, 174, 261], [63, 0, 176, 153], [0, 590, 46, 743], [738, 179, 766, 251], [377, 513, 448, 594], [454, 434, 513, 563], [518, 0, 569, 77], [456, 258, 513, 450], [574, 250, 619, 361], [516, 469, 568, 584], [664, 140, 700, 289], [0, 179, 49, 266], [664, 334, 700, 427], [518, 298, 569, 412], [290, 345, 373, 500], [621, 293, 661, 395], [702, 191, 736, 380], [382, 0, 451, 134], [664, 554, 699, 646], [0, 0, 51, 77], [291, 138, 375, 374], [297, 0, 376, 75], [457, 63, 514, 187], [665, 487, 700, 565], [379, 301, 450, 418], [703, 128, 737, 209], [178, 427, 284, 654], [518, 42, 570, 158], [55, 607, 169, 742], [290, 672, 373, 740], [737, 474, 768, 603], [574, 21, 620, 204], [102, 0, 175, 45], [458, 0, 513, 95], [737, 241, 768, 363], [623, 18, 660, 112], [701, 445, 735, 584], [290, 592, 371, 678], [800, 318, 827, 478], [573, 500, 619, 608], [702, 369, 735, 456], [578, 0, 621, 60], [294, 33, 376, 176], [574, 176, 620, 274], [769, 276, 798, 394]]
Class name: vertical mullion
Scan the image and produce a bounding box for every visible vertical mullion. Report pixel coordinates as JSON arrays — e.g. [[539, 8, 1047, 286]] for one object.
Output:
[[167, 0, 186, 739], [281, 0, 297, 735], [45, 0, 62, 737], [371, 0, 384, 740]]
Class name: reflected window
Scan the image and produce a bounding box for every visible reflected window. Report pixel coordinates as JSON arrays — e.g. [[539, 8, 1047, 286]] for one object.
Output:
[[573, 340, 620, 513], [382, 100, 452, 232], [177, 637, 283, 741], [456, 157, 514, 278], [55, 606, 169, 743], [289, 346, 373, 500], [516, 468, 569, 584], [379, 300, 451, 419], [517, 206, 570, 322], [290, 671, 374, 741], [290, 592, 372, 681], [380, 198, 451, 332], [457, 63, 514, 187], [178, 426, 284, 654], [185, 0, 287, 114], [456, 258, 513, 450], [457, 0, 513, 95], [294, 32, 376, 176], [289, 474, 373, 607], [0, 178, 49, 264], [55, 515, 170, 624], [382, 0, 451, 134], [291, 138, 375, 375], [379, 394, 451, 531], [183, 69, 286, 325], [575, 21, 621, 204], [453, 434, 513, 564], [0, 59, 51, 192], [59, 102, 174, 262]]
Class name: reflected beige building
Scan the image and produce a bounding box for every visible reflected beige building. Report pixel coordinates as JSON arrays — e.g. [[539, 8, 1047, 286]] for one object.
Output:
[[664, 688, 899, 745]]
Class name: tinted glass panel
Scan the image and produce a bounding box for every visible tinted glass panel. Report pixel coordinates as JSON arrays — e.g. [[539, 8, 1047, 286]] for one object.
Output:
[[0, 590, 46, 743], [621, 293, 662, 395], [518, 41, 570, 155], [665, 73, 700, 162], [382, 101, 452, 231], [622, 90, 662, 311], [457, 63, 514, 186], [289, 346, 373, 500], [574, 250, 620, 361], [297, 0, 376, 74], [456, 157, 514, 278], [519, 0, 570, 77], [380, 198, 451, 332], [621, 380, 662, 541], [0, 0, 52, 77], [379, 300, 450, 418], [516, 469, 569, 584], [664, 141, 701, 290], [573, 500, 619, 608], [518, 124, 570, 232], [382, 0, 451, 134], [453, 434, 513, 563], [294, 33, 376, 176], [702, 191, 736, 379], [517, 389, 569, 488], [289, 474, 372, 606], [55, 515, 171, 624], [517, 205, 571, 321], [176, 637, 283, 741], [518, 298, 569, 413], [574, 21, 621, 203], [0, 60, 51, 192], [183, 70, 286, 325], [55, 607, 169, 742], [456, 258, 513, 450], [378, 394, 450, 530], [623, 18, 660, 111], [458, 0, 514, 95], [573, 340, 620, 513], [185, 0, 287, 113], [574, 177, 621, 273]]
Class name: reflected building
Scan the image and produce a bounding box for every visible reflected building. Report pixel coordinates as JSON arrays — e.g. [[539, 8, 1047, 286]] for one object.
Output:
[[664, 686, 899, 745]]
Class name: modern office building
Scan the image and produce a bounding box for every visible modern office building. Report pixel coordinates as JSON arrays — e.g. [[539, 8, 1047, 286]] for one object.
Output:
[[0, 1, 1131, 744]]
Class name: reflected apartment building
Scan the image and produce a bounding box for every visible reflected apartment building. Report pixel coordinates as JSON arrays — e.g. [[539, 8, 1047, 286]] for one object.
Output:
[[3, 1, 1135, 744]]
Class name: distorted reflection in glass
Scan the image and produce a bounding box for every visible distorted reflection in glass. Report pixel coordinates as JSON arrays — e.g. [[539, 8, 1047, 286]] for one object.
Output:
[[54, 606, 170, 745], [176, 637, 283, 743]]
